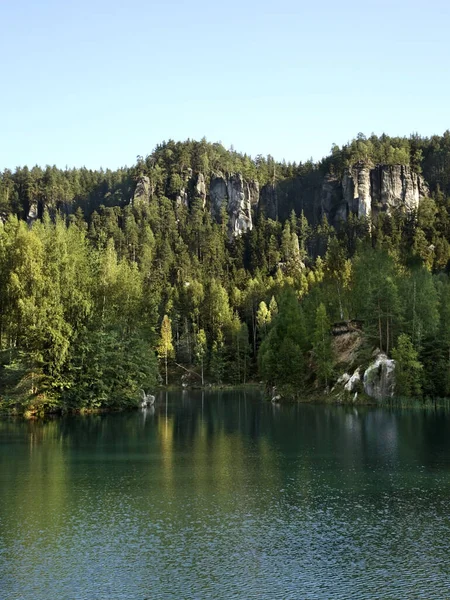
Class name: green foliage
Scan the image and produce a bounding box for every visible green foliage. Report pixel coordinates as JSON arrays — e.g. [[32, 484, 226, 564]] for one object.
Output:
[[258, 288, 308, 387], [63, 328, 158, 410], [392, 334, 423, 397], [2, 133, 450, 410], [312, 303, 334, 387], [157, 315, 174, 386]]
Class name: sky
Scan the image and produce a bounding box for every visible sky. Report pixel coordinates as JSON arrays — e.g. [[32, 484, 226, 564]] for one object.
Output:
[[1, 0, 449, 170]]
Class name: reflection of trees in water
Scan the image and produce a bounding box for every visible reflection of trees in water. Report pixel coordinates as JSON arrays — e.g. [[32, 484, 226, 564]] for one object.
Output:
[[1, 395, 450, 529]]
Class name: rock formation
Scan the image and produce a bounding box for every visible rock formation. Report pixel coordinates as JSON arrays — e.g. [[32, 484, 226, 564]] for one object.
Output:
[[194, 173, 207, 209], [210, 174, 228, 220], [259, 183, 278, 220], [131, 175, 152, 205], [341, 163, 428, 221], [226, 174, 253, 236], [130, 161, 429, 237], [344, 367, 361, 393], [210, 173, 253, 236], [259, 163, 428, 226], [27, 201, 39, 226], [363, 353, 395, 401]]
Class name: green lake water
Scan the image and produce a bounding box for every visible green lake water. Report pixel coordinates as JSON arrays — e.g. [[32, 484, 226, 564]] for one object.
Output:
[[0, 390, 449, 599]]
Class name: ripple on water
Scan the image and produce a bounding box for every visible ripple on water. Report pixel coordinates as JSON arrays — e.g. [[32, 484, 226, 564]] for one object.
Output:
[[1, 394, 450, 599]]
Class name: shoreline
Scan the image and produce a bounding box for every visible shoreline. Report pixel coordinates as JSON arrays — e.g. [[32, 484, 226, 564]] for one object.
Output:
[[1, 383, 449, 419]]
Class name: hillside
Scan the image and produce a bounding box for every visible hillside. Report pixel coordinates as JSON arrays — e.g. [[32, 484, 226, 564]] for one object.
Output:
[[1, 133, 450, 413]]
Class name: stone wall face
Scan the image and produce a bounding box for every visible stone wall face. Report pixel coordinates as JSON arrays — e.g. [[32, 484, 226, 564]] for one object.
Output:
[[131, 163, 429, 236]]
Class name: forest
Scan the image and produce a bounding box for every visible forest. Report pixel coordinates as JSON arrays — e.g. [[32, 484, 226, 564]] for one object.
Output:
[[2, 132, 450, 414]]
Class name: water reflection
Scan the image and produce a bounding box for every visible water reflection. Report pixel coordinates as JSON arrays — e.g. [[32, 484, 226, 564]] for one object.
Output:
[[0, 391, 449, 599]]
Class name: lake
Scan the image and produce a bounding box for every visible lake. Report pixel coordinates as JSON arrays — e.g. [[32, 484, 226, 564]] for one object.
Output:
[[0, 390, 449, 599]]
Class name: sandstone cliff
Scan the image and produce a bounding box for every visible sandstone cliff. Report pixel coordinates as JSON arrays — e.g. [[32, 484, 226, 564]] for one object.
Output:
[[130, 162, 429, 236], [210, 173, 254, 236], [260, 163, 428, 225], [131, 175, 152, 205], [339, 163, 429, 222]]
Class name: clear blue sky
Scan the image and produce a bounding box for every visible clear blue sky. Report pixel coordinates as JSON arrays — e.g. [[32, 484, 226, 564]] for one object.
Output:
[[1, 0, 449, 170]]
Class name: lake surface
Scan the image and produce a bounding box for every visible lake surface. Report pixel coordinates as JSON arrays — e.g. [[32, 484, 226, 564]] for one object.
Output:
[[0, 390, 449, 599]]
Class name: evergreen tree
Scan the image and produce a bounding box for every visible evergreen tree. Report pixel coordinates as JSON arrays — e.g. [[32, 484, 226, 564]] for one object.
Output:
[[312, 303, 334, 388], [258, 288, 307, 388], [392, 334, 423, 397]]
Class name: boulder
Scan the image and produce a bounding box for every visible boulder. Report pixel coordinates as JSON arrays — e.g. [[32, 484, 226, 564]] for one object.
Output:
[[344, 368, 361, 392], [363, 353, 395, 401]]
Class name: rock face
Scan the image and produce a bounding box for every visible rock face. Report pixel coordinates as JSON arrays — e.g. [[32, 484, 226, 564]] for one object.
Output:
[[341, 163, 372, 219], [27, 201, 39, 226], [259, 163, 428, 226], [27, 198, 71, 226], [337, 163, 429, 223], [344, 368, 361, 393], [131, 176, 152, 205], [210, 173, 253, 236], [227, 174, 252, 236], [321, 175, 344, 221], [130, 161, 428, 237], [175, 188, 189, 208], [247, 180, 260, 207], [210, 174, 228, 220], [194, 173, 207, 209], [259, 183, 278, 220], [363, 354, 395, 401]]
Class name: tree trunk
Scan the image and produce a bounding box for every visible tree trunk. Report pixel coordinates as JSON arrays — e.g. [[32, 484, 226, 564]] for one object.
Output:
[[378, 299, 383, 352]]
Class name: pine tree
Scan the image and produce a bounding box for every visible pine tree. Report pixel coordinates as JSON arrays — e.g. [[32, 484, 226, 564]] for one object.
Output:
[[258, 288, 307, 388], [392, 334, 423, 397], [312, 303, 334, 388]]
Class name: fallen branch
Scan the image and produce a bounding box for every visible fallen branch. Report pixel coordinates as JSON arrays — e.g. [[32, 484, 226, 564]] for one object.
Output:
[[174, 362, 202, 380]]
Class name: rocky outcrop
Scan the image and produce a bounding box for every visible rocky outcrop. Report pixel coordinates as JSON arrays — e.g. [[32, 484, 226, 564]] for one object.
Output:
[[344, 367, 361, 393], [194, 173, 207, 209], [175, 188, 189, 208], [341, 163, 372, 219], [130, 161, 428, 238], [26, 198, 71, 226], [27, 201, 39, 226], [371, 164, 428, 214], [258, 163, 428, 226], [336, 163, 429, 223], [363, 353, 395, 401], [259, 183, 278, 220], [321, 175, 345, 221], [174, 168, 193, 208], [227, 174, 252, 236], [131, 176, 152, 205], [210, 173, 253, 236], [248, 180, 260, 207], [210, 174, 228, 220]]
